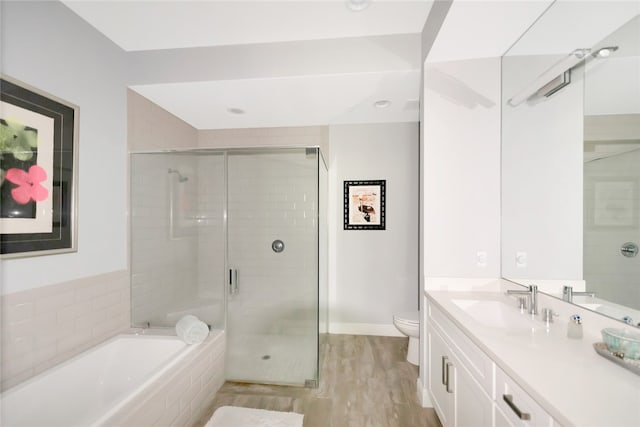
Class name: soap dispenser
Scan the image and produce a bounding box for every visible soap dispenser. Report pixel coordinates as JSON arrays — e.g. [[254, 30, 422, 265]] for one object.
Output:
[[567, 314, 583, 339]]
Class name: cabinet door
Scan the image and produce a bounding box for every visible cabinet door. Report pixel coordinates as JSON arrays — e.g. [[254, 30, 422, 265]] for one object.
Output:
[[454, 361, 493, 427], [428, 328, 454, 427]]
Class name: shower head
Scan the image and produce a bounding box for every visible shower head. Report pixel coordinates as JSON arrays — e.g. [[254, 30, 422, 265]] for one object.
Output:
[[168, 168, 188, 183]]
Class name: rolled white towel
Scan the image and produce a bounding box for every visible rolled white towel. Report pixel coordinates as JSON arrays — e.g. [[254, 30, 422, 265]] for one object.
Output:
[[175, 315, 209, 344]]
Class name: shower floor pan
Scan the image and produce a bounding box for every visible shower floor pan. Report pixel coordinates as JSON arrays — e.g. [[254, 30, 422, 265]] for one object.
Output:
[[226, 333, 317, 386]]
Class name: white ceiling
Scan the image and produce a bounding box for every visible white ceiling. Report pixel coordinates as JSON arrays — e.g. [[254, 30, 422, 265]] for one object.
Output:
[[62, 0, 434, 129], [63, 0, 433, 51], [132, 70, 421, 129], [426, 0, 554, 63], [62, 1, 552, 130], [505, 0, 640, 56]]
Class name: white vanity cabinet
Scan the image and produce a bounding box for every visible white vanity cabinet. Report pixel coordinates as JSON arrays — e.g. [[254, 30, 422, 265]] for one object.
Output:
[[427, 299, 557, 427], [494, 367, 555, 427], [428, 326, 493, 427], [427, 326, 455, 426], [428, 301, 494, 427]]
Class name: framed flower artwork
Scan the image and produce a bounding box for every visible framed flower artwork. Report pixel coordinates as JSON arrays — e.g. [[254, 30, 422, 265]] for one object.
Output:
[[1, 75, 79, 258]]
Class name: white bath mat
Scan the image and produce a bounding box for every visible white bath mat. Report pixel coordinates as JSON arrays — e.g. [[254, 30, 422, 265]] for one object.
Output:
[[205, 406, 303, 427]]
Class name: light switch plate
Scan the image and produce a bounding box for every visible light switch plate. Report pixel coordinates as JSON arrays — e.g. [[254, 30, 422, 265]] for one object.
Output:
[[476, 251, 487, 267]]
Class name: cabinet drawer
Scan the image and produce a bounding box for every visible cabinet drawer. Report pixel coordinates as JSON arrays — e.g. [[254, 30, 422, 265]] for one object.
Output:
[[428, 302, 494, 397], [495, 367, 554, 427]]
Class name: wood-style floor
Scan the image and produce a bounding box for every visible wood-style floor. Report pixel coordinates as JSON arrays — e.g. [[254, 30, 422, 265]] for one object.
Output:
[[196, 334, 442, 427]]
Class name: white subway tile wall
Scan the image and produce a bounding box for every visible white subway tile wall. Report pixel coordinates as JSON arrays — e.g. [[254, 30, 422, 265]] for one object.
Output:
[[102, 332, 225, 427], [195, 155, 226, 305], [227, 151, 318, 337], [584, 148, 640, 309], [131, 149, 321, 341], [1, 270, 130, 391], [131, 154, 224, 328]]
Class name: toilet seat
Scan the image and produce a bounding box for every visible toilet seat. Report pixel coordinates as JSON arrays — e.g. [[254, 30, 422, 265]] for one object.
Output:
[[393, 311, 419, 325]]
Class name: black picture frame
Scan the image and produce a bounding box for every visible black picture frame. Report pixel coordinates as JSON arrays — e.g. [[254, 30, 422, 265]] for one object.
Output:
[[344, 180, 386, 230], [1, 75, 79, 258]]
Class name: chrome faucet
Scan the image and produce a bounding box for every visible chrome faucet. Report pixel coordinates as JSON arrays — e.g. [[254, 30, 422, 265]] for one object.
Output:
[[562, 285, 595, 303], [133, 321, 150, 334], [507, 285, 538, 315]]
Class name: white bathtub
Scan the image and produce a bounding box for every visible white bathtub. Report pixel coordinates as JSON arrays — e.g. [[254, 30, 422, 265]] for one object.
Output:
[[1, 333, 200, 427]]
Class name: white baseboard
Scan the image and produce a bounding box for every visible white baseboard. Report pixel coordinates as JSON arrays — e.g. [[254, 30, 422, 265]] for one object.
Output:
[[417, 377, 432, 407], [328, 322, 404, 337]]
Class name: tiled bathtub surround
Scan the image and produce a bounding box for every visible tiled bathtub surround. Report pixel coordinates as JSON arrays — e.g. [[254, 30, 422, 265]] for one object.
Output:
[[102, 331, 225, 427], [1, 270, 130, 391]]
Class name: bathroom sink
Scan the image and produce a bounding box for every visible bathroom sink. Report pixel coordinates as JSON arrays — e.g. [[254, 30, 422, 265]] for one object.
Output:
[[577, 303, 602, 311], [451, 299, 538, 329]]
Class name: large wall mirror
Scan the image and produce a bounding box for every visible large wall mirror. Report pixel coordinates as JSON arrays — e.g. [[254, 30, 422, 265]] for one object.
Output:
[[501, 0, 639, 326]]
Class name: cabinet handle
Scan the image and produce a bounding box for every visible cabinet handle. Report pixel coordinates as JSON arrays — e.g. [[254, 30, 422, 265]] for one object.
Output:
[[441, 356, 448, 385], [503, 394, 531, 420], [445, 362, 454, 393]]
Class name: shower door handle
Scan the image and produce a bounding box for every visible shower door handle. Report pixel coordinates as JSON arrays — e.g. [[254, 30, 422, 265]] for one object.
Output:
[[229, 269, 239, 295]]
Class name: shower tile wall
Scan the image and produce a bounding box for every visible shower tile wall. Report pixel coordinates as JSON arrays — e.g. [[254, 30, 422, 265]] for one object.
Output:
[[130, 155, 200, 327], [227, 151, 318, 337], [131, 150, 318, 339], [584, 148, 640, 309], [195, 155, 226, 326]]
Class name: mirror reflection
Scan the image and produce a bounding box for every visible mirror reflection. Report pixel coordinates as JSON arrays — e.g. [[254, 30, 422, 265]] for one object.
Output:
[[501, 1, 640, 325]]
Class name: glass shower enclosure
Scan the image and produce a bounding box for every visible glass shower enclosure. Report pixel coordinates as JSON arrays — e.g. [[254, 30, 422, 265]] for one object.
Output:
[[130, 147, 327, 387]]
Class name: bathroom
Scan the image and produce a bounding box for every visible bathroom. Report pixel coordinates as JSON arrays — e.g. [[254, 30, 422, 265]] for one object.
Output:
[[1, 1, 639, 426]]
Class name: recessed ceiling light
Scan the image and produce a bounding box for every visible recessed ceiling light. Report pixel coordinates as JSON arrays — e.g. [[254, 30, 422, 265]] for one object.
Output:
[[346, 0, 371, 12], [374, 100, 391, 109], [227, 107, 245, 115]]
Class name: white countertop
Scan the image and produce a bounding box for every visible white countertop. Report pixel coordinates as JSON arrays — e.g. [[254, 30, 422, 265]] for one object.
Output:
[[426, 290, 640, 427]]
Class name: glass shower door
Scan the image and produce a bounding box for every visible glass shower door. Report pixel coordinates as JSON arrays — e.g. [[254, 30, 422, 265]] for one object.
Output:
[[226, 148, 319, 386], [130, 152, 226, 331]]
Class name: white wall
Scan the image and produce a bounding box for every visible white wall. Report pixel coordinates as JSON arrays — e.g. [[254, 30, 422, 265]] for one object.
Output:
[[422, 58, 502, 280], [501, 54, 584, 280], [1, 1, 130, 389], [418, 57, 502, 407], [1, 1, 128, 294], [329, 122, 419, 335]]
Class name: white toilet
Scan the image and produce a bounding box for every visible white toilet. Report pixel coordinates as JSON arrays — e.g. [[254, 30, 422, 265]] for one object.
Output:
[[393, 311, 419, 365]]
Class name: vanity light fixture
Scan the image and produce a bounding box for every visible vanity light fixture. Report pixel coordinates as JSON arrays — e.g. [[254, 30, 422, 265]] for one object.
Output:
[[374, 99, 391, 109], [227, 107, 245, 115], [592, 46, 619, 58], [507, 48, 590, 107]]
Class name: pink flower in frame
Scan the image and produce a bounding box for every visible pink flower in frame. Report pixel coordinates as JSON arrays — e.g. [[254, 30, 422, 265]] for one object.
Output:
[[5, 165, 49, 204]]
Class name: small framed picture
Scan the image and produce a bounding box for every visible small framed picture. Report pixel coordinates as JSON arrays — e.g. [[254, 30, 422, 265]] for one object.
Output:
[[344, 180, 386, 230], [1, 75, 79, 258]]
